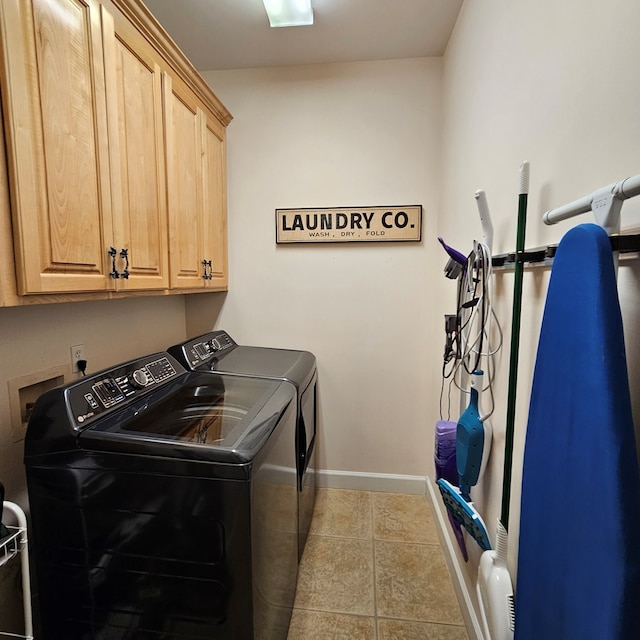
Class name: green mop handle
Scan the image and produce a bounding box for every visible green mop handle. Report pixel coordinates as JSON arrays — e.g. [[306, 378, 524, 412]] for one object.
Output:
[[500, 161, 529, 532]]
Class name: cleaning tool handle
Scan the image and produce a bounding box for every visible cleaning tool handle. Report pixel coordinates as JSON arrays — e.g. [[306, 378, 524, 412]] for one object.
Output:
[[471, 369, 483, 393], [438, 236, 467, 266], [519, 161, 530, 196], [500, 162, 529, 531], [475, 190, 494, 252]]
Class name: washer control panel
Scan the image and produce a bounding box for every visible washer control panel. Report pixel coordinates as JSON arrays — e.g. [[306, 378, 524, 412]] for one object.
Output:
[[66, 354, 184, 429], [170, 330, 237, 370]]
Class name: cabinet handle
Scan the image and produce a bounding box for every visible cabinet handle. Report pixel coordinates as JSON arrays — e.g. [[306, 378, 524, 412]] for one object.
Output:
[[108, 246, 120, 279], [202, 259, 213, 280], [120, 248, 130, 279]]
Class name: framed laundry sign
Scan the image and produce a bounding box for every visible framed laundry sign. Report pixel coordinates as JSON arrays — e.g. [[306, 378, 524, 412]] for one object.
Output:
[[275, 205, 422, 244]]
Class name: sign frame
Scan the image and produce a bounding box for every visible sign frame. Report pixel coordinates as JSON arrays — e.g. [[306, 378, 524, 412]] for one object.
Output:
[[275, 205, 423, 244]]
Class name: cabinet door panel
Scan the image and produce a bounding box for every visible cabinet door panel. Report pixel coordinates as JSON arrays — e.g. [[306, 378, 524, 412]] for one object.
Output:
[[164, 74, 205, 289], [37, 0, 103, 268], [103, 10, 168, 290], [202, 115, 228, 289], [0, 0, 113, 293]]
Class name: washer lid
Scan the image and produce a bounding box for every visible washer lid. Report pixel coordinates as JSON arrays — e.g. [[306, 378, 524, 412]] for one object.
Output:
[[211, 346, 316, 389], [79, 372, 295, 463], [168, 331, 316, 390]]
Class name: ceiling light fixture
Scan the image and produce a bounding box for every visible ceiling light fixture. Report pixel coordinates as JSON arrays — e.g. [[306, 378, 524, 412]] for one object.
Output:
[[262, 0, 314, 28]]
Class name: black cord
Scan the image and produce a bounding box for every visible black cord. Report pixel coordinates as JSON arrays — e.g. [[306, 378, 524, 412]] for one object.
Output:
[[439, 361, 457, 422], [458, 246, 484, 374], [77, 359, 87, 376]]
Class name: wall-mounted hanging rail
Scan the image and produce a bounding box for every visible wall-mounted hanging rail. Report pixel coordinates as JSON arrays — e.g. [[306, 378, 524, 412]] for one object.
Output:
[[492, 234, 640, 271], [491, 172, 640, 271]]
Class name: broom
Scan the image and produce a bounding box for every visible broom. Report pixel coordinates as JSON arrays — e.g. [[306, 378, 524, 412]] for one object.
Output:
[[476, 161, 529, 640]]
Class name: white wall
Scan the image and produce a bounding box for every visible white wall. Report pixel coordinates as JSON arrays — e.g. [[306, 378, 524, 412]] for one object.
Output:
[[201, 59, 444, 478], [0, 297, 187, 499], [439, 0, 640, 630]]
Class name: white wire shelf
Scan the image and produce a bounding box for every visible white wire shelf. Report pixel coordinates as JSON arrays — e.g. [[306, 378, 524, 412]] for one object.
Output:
[[0, 526, 24, 568], [1, 503, 33, 640]]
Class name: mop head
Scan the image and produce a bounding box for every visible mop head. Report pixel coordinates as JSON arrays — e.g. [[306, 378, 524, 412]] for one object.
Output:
[[437, 478, 492, 551]]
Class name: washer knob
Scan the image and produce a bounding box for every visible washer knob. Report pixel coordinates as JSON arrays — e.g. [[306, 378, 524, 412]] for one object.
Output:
[[209, 338, 221, 352], [130, 369, 150, 389]]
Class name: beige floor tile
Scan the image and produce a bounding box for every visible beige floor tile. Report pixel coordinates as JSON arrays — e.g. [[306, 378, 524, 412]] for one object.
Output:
[[378, 618, 468, 640], [373, 492, 439, 544], [294, 535, 375, 616], [309, 488, 372, 539], [287, 610, 376, 640], [375, 540, 464, 625]]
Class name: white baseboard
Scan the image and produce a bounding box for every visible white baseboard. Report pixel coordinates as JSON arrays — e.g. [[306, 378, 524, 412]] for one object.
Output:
[[315, 469, 427, 494], [426, 477, 484, 640]]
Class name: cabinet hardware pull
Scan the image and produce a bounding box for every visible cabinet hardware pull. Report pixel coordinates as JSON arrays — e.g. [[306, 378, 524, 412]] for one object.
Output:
[[120, 248, 130, 279], [202, 259, 213, 280], [108, 246, 120, 279]]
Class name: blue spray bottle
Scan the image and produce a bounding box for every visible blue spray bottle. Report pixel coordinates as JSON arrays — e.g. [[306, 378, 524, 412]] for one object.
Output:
[[457, 370, 492, 500]]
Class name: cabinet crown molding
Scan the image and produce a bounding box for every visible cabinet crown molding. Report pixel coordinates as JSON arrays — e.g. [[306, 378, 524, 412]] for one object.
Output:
[[110, 0, 233, 127]]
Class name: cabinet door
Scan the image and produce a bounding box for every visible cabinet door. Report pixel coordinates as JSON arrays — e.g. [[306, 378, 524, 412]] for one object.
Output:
[[164, 73, 207, 289], [202, 112, 228, 290], [102, 9, 169, 290], [0, 0, 114, 294]]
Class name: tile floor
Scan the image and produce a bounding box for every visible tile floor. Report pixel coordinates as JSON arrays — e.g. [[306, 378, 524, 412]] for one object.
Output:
[[287, 488, 468, 640]]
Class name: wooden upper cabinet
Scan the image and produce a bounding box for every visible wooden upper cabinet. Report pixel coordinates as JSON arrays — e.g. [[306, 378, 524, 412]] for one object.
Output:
[[0, 0, 230, 301], [202, 112, 228, 289], [0, 0, 114, 294], [102, 8, 169, 290], [164, 73, 228, 290], [164, 73, 203, 289]]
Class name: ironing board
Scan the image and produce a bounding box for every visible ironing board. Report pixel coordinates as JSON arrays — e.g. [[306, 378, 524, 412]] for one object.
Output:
[[515, 223, 640, 639]]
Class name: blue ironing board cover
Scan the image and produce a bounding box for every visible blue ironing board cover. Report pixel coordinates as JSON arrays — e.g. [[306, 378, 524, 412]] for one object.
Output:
[[515, 223, 640, 639]]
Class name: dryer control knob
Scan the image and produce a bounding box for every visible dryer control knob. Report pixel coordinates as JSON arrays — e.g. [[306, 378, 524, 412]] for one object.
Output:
[[130, 369, 150, 389]]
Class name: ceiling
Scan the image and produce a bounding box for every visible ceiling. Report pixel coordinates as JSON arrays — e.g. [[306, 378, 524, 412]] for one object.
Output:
[[142, 0, 464, 72]]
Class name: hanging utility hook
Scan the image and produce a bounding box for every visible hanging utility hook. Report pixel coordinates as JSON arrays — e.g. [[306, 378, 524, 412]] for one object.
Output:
[[543, 173, 640, 235]]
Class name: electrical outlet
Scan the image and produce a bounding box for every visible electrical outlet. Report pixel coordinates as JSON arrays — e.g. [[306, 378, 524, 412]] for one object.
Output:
[[70, 344, 85, 373]]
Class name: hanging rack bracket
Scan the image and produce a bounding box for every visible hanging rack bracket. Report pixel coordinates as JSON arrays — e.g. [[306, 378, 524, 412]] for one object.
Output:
[[543, 173, 640, 235]]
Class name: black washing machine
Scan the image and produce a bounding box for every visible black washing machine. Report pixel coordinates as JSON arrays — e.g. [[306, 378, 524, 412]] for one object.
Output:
[[168, 331, 317, 560], [24, 352, 298, 640]]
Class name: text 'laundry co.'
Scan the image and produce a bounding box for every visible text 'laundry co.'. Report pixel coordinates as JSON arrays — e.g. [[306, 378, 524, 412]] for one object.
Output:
[[275, 206, 422, 244]]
